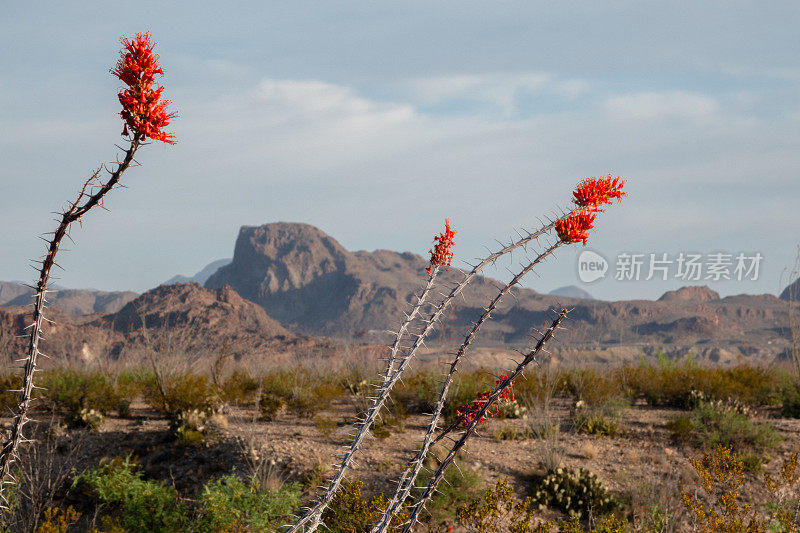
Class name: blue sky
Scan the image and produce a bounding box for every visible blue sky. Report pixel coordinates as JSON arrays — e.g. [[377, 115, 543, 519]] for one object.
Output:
[[1, 2, 798, 300]]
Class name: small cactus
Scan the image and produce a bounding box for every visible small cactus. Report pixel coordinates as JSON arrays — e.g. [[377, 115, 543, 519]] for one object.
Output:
[[532, 467, 618, 518]]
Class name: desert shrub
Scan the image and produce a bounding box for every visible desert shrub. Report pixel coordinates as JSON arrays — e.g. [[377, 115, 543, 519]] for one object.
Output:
[[532, 468, 618, 519], [0, 373, 21, 414], [625, 358, 780, 409], [780, 384, 800, 418], [561, 368, 627, 406], [391, 370, 440, 415], [667, 400, 780, 468], [571, 399, 626, 437], [259, 370, 344, 419], [38, 368, 120, 427], [681, 446, 800, 532], [492, 424, 522, 441], [558, 514, 629, 533], [33, 506, 82, 533], [140, 371, 214, 419], [321, 480, 406, 533], [218, 371, 260, 406], [416, 457, 484, 527], [109, 369, 142, 418], [457, 477, 551, 533], [197, 474, 302, 532], [72, 456, 188, 532]]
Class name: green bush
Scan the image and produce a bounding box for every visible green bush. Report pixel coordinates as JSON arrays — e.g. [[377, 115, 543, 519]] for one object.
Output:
[[781, 384, 800, 418], [73, 456, 188, 532], [197, 475, 301, 532], [667, 399, 781, 468], [624, 358, 780, 409], [321, 480, 405, 533], [218, 371, 260, 406], [416, 457, 484, 527], [140, 372, 214, 419], [571, 399, 626, 437], [532, 468, 618, 518], [38, 368, 120, 427], [391, 370, 440, 415], [0, 373, 21, 414], [259, 370, 345, 419], [457, 477, 548, 533]]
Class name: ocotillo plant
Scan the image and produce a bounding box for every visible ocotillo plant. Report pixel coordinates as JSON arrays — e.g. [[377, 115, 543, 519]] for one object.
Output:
[[289, 176, 625, 532], [0, 32, 176, 507]]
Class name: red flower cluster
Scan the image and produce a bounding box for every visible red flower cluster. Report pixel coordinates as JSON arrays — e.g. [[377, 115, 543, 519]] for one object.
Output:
[[555, 176, 625, 246], [426, 219, 456, 275], [572, 175, 626, 212], [455, 375, 515, 428], [112, 32, 176, 144], [555, 210, 596, 246]]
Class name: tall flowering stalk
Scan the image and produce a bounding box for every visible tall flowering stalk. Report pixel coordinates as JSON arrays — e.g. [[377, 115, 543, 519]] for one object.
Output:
[[291, 177, 625, 532], [0, 33, 175, 506], [371, 176, 625, 532], [289, 223, 453, 532]]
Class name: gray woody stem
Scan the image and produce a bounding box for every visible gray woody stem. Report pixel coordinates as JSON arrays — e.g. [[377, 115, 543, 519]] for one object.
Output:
[[373, 241, 561, 533], [287, 266, 441, 533], [0, 139, 139, 506], [401, 307, 569, 531], [289, 222, 559, 532]]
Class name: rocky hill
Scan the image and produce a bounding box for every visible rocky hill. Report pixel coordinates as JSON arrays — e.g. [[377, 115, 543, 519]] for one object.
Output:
[[0, 281, 137, 315], [205, 222, 793, 363], [0, 283, 319, 365]]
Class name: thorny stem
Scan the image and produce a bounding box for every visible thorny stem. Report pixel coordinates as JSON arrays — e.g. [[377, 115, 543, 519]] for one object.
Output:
[[0, 138, 140, 505], [289, 221, 560, 532], [401, 307, 570, 531], [373, 241, 561, 533], [287, 266, 441, 532]]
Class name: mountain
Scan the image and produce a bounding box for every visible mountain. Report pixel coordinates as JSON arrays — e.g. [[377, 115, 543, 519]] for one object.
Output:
[[204, 222, 532, 337], [163, 259, 232, 286], [780, 278, 799, 302], [0, 281, 137, 315], [549, 285, 595, 300], [205, 222, 792, 363], [0, 283, 313, 364]]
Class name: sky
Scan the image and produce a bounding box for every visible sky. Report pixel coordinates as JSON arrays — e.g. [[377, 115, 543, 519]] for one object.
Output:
[[1, 1, 799, 301]]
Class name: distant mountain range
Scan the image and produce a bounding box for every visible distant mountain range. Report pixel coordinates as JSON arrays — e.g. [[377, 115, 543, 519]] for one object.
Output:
[[0, 283, 317, 364], [549, 285, 594, 300], [0, 281, 137, 315], [162, 258, 232, 286], [1, 222, 795, 364], [202, 222, 793, 363]]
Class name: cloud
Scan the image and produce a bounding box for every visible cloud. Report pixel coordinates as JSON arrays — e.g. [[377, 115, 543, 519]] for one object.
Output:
[[602, 91, 719, 121], [401, 72, 590, 116], [1, 74, 797, 300]]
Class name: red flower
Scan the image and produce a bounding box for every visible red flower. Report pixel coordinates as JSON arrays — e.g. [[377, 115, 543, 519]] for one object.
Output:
[[112, 32, 177, 144], [426, 219, 456, 275], [572, 175, 626, 211], [555, 210, 596, 246], [455, 375, 515, 427]]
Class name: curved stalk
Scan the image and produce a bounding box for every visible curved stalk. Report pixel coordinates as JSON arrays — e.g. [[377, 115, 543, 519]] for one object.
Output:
[[400, 308, 569, 531], [373, 241, 561, 532], [0, 139, 139, 505]]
